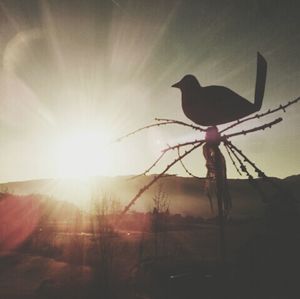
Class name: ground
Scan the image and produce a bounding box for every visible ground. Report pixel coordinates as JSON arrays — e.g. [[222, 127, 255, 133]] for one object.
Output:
[[1, 220, 299, 299]]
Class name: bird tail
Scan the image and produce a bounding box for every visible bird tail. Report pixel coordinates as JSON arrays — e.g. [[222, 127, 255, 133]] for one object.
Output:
[[254, 52, 267, 111]]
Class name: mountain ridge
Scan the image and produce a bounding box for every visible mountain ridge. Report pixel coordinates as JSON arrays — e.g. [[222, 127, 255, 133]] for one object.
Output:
[[0, 174, 299, 217]]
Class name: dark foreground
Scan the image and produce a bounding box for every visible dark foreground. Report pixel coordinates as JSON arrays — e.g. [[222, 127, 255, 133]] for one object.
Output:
[[0, 221, 299, 299]]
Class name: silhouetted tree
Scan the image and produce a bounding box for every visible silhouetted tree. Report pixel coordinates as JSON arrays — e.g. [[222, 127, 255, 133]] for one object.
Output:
[[152, 184, 170, 258], [91, 192, 121, 298]]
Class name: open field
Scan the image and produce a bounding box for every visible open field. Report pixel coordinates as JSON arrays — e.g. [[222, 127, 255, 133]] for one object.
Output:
[[1, 218, 300, 299], [0, 175, 299, 298]]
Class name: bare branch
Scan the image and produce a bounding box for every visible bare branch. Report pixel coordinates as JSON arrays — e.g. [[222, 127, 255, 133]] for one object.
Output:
[[115, 117, 206, 143], [177, 147, 202, 179], [177, 148, 214, 213], [225, 142, 268, 201], [221, 96, 300, 133], [228, 141, 297, 203], [224, 142, 253, 178], [162, 139, 205, 153], [226, 141, 266, 178], [155, 118, 206, 132], [129, 151, 167, 180], [223, 117, 282, 139], [114, 121, 176, 142], [224, 144, 242, 176], [120, 141, 205, 216]]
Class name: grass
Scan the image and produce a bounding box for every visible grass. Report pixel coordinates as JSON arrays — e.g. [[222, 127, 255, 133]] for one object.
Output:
[[1, 220, 279, 299]]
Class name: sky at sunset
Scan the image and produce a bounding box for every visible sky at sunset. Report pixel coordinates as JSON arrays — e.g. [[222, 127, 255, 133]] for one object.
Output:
[[0, 0, 299, 182]]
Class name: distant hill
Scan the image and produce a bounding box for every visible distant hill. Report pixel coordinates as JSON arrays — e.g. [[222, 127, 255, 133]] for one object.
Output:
[[0, 175, 299, 218], [0, 193, 83, 223], [0, 193, 84, 251]]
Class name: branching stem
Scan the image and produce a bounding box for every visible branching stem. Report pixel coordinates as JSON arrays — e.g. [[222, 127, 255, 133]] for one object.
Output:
[[223, 117, 282, 139], [221, 96, 299, 133], [155, 118, 206, 132], [120, 142, 205, 216]]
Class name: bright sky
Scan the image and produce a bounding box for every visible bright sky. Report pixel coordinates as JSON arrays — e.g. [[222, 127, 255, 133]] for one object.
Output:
[[0, 0, 299, 182]]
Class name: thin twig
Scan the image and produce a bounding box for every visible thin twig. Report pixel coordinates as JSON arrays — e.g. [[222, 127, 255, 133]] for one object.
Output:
[[131, 139, 205, 179], [129, 151, 167, 180], [155, 118, 206, 132], [227, 141, 266, 178], [177, 147, 202, 179], [225, 142, 268, 201], [221, 96, 300, 133], [227, 141, 297, 203], [115, 118, 206, 143], [114, 121, 177, 142], [120, 142, 205, 216], [224, 143, 242, 176], [162, 139, 205, 153], [225, 142, 253, 178], [223, 117, 282, 139], [177, 147, 215, 213]]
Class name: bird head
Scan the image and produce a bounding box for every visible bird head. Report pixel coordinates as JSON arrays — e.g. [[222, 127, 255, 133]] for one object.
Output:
[[171, 74, 201, 91]]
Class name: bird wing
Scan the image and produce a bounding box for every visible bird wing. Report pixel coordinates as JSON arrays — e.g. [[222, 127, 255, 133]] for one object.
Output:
[[201, 86, 253, 110], [182, 85, 258, 126]]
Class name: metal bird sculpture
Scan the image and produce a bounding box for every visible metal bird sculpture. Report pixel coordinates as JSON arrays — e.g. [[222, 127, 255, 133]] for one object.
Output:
[[116, 50, 300, 264], [172, 52, 267, 126]]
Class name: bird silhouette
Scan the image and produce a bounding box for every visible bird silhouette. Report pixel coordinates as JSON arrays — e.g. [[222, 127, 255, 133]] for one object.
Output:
[[172, 52, 267, 126]]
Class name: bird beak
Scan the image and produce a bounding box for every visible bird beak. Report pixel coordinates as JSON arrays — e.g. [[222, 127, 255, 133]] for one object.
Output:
[[171, 81, 180, 88]]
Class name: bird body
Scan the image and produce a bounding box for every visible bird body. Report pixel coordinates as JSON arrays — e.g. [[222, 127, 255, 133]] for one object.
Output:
[[172, 53, 267, 126], [182, 84, 257, 126]]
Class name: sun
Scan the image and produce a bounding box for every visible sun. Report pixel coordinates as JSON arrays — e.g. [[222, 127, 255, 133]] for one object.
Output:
[[54, 128, 112, 178]]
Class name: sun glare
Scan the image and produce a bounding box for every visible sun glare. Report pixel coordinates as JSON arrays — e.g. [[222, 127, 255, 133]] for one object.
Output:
[[54, 129, 112, 178]]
